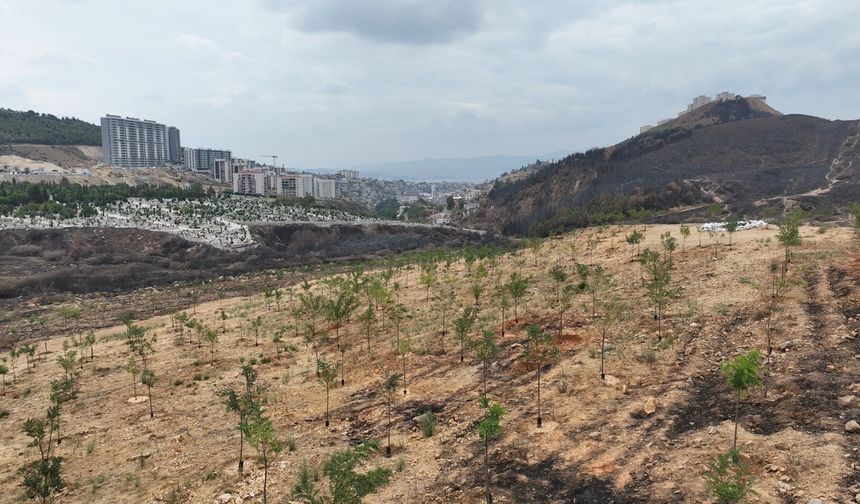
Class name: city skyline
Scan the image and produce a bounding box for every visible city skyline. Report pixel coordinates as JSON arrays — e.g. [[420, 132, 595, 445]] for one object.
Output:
[[2, 0, 859, 171]]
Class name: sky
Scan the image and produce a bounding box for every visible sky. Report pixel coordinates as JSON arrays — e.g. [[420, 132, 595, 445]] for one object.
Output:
[[1, 0, 859, 170]]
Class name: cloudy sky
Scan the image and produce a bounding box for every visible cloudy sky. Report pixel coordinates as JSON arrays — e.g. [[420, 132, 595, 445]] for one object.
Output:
[[1, 0, 859, 170]]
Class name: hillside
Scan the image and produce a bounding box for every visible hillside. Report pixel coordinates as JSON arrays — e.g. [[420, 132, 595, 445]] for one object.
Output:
[[1, 224, 859, 502], [0, 109, 100, 145], [474, 98, 860, 235]]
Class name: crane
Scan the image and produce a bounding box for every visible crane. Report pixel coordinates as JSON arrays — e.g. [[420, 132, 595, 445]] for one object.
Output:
[[260, 155, 278, 171]]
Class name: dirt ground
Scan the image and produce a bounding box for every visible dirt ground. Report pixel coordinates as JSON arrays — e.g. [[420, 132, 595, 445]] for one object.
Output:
[[1, 223, 859, 503]]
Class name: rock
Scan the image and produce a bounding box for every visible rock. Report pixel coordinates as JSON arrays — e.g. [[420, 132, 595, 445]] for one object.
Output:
[[845, 420, 860, 433], [588, 431, 601, 440], [690, 322, 701, 329], [643, 397, 656, 415], [779, 340, 798, 351], [807, 499, 823, 504], [216, 494, 233, 504], [838, 395, 856, 408]]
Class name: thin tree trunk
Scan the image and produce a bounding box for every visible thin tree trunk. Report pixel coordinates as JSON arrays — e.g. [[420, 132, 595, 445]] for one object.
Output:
[[733, 391, 740, 453], [537, 366, 542, 428], [600, 330, 606, 380], [386, 398, 392, 457], [147, 385, 153, 418], [263, 458, 268, 504], [325, 386, 330, 427], [485, 440, 492, 504], [238, 428, 244, 473]]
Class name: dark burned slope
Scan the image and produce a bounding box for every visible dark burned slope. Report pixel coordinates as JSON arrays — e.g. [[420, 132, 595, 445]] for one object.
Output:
[[0, 224, 499, 300], [478, 98, 860, 235]]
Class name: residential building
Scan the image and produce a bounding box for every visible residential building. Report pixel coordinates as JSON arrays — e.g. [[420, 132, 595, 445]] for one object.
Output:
[[193, 148, 231, 176], [167, 127, 182, 163], [747, 94, 767, 102], [233, 169, 271, 195], [715, 91, 736, 102], [182, 147, 197, 171], [337, 169, 359, 179], [313, 178, 336, 199], [212, 159, 231, 183], [100, 115, 171, 168], [640, 124, 654, 133], [691, 95, 712, 110], [275, 173, 311, 198]]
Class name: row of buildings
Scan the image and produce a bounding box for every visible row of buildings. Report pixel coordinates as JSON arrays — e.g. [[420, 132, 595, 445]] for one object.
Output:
[[99, 114, 338, 199], [639, 92, 767, 133]]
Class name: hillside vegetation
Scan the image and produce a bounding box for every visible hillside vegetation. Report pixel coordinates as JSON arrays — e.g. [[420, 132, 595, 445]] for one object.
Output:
[[2, 221, 860, 502], [0, 109, 100, 146]]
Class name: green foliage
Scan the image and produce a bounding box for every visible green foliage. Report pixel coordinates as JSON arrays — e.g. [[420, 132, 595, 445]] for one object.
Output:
[[374, 198, 399, 219], [0, 108, 100, 145], [704, 450, 755, 504], [525, 325, 559, 366], [292, 440, 392, 504], [417, 411, 437, 438], [477, 396, 505, 443], [848, 202, 860, 235], [721, 349, 763, 398]]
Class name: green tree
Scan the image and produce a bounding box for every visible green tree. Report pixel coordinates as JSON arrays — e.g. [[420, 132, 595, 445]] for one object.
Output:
[[453, 307, 478, 363], [203, 327, 219, 366], [776, 209, 803, 270], [55, 350, 77, 380], [525, 325, 558, 428], [251, 316, 263, 347], [398, 339, 411, 395], [125, 357, 140, 399], [849, 202, 860, 235], [477, 396, 505, 504], [660, 231, 677, 258], [357, 305, 376, 352], [419, 261, 438, 301], [19, 417, 64, 503], [625, 229, 644, 257], [722, 349, 763, 452], [0, 358, 8, 394], [325, 287, 358, 350], [219, 362, 258, 474], [141, 368, 156, 418], [725, 219, 739, 248], [472, 330, 499, 396], [318, 357, 341, 427], [505, 273, 530, 323], [291, 440, 392, 504], [381, 370, 402, 457], [82, 331, 96, 361], [640, 249, 681, 340], [597, 296, 626, 380], [680, 224, 691, 253], [242, 408, 283, 504], [704, 450, 754, 504]]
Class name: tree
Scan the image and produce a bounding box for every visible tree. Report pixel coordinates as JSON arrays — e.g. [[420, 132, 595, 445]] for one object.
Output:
[[19, 417, 64, 504], [472, 330, 499, 396], [339, 342, 350, 386], [317, 357, 341, 427], [576, 263, 610, 318], [776, 209, 803, 270], [325, 287, 358, 350], [493, 285, 511, 338], [292, 441, 392, 504], [506, 273, 529, 323], [680, 224, 691, 253], [387, 302, 410, 348], [82, 331, 96, 361], [453, 307, 478, 363], [640, 249, 681, 340], [141, 368, 156, 418], [725, 219, 739, 249], [477, 396, 505, 504], [398, 338, 412, 395], [358, 305, 376, 352], [219, 362, 258, 474], [203, 327, 219, 366], [525, 325, 558, 428], [722, 349, 763, 452], [48, 377, 77, 445], [704, 450, 754, 504], [251, 316, 263, 347], [548, 265, 567, 306], [125, 357, 140, 399], [419, 261, 438, 301], [55, 350, 77, 380], [126, 323, 155, 371], [0, 358, 7, 394], [242, 408, 283, 504], [596, 296, 626, 380], [660, 231, 677, 258], [382, 370, 402, 457], [625, 229, 644, 257]]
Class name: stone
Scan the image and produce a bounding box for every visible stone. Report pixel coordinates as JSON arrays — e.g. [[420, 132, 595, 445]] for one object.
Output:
[[643, 397, 657, 415], [779, 340, 798, 351], [845, 420, 860, 433], [838, 395, 857, 408], [217, 494, 233, 504], [807, 499, 823, 504], [690, 322, 701, 329]]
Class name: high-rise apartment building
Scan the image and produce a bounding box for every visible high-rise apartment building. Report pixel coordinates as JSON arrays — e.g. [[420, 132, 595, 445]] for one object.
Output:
[[193, 148, 232, 176], [100, 115, 172, 168], [167, 127, 182, 163], [313, 178, 337, 199]]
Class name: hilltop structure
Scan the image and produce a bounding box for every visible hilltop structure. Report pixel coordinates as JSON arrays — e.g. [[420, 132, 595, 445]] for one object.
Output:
[[640, 92, 767, 133], [100, 115, 179, 168]]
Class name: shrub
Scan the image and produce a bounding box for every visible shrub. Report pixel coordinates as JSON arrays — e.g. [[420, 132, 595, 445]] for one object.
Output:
[[418, 411, 437, 438], [704, 450, 754, 504]]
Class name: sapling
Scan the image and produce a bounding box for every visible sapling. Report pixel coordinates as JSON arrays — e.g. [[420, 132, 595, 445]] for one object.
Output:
[[251, 316, 263, 347], [525, 325, 558, 428], [141, 368, 156, 418], [849, 202, 860, 235], [398, 339, 411, 395], [776, 209, 803, 270], [597, 296, 626, 380], [453, 307, 478, 363], [680, 224, 691, 253], [477, 395, 505, 504], [0, 358, 8, 394], [126, 357, 140, 399], [382, 370, 402, 457], [722, 349, 763, 452], [625, 229, 644, 258], [20, 416, 65, 503], [219, 362, 258, 474], [317, 357, 340, 427], [506, 273, 529, 323], [325, 287, 358, 349], [203, 327, 219, 366], [83, 331, 96, 361], [704, 449, 754, 504], [660, 231, 677, 258], [242, 407, 283, 504], [291, 440, 392, 503], [358, 304, 376, 352], [56, 350, 77, 380], [725, 219, 739, 249], [473, 330, 499, 396], [640, 248, 681, 340], [339, 342, 350, 386]]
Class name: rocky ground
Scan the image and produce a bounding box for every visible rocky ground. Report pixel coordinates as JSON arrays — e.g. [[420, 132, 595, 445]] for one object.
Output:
[[0, 224, 859, 503]]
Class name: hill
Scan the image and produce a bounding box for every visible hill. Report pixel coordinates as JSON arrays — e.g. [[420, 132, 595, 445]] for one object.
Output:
[[325, 154, 558, 183], [0, 109, 100, 145], [473, 98, 860, 235]]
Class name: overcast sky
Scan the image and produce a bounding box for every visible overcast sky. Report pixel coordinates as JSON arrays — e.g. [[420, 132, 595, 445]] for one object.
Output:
[[1, 0, 859, 169]]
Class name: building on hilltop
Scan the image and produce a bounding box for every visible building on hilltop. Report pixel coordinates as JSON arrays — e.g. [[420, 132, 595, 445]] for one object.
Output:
[[100, 115, 172, 168], [167, 127, 182, 163], [313, 178, 336, 199], [233, 169, 271, 196], [192, 148, 232, 177], [337, 169, 359, 179]]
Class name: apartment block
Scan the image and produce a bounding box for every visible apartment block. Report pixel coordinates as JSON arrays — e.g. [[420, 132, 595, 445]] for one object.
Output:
[[100, 115, 171, 168], [167, 126, 182, 163], [313, 178, 336, 199]]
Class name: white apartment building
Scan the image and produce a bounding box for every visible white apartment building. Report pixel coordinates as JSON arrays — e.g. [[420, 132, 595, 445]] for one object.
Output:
[[313, 178, 336, 199], [233, 170, 271, 195], [100, 115, 171, 168], [213, 159, 231, 184]]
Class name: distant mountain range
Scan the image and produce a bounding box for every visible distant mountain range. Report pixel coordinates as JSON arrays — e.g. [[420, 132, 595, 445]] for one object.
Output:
[[470, 97, 860, 236]]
